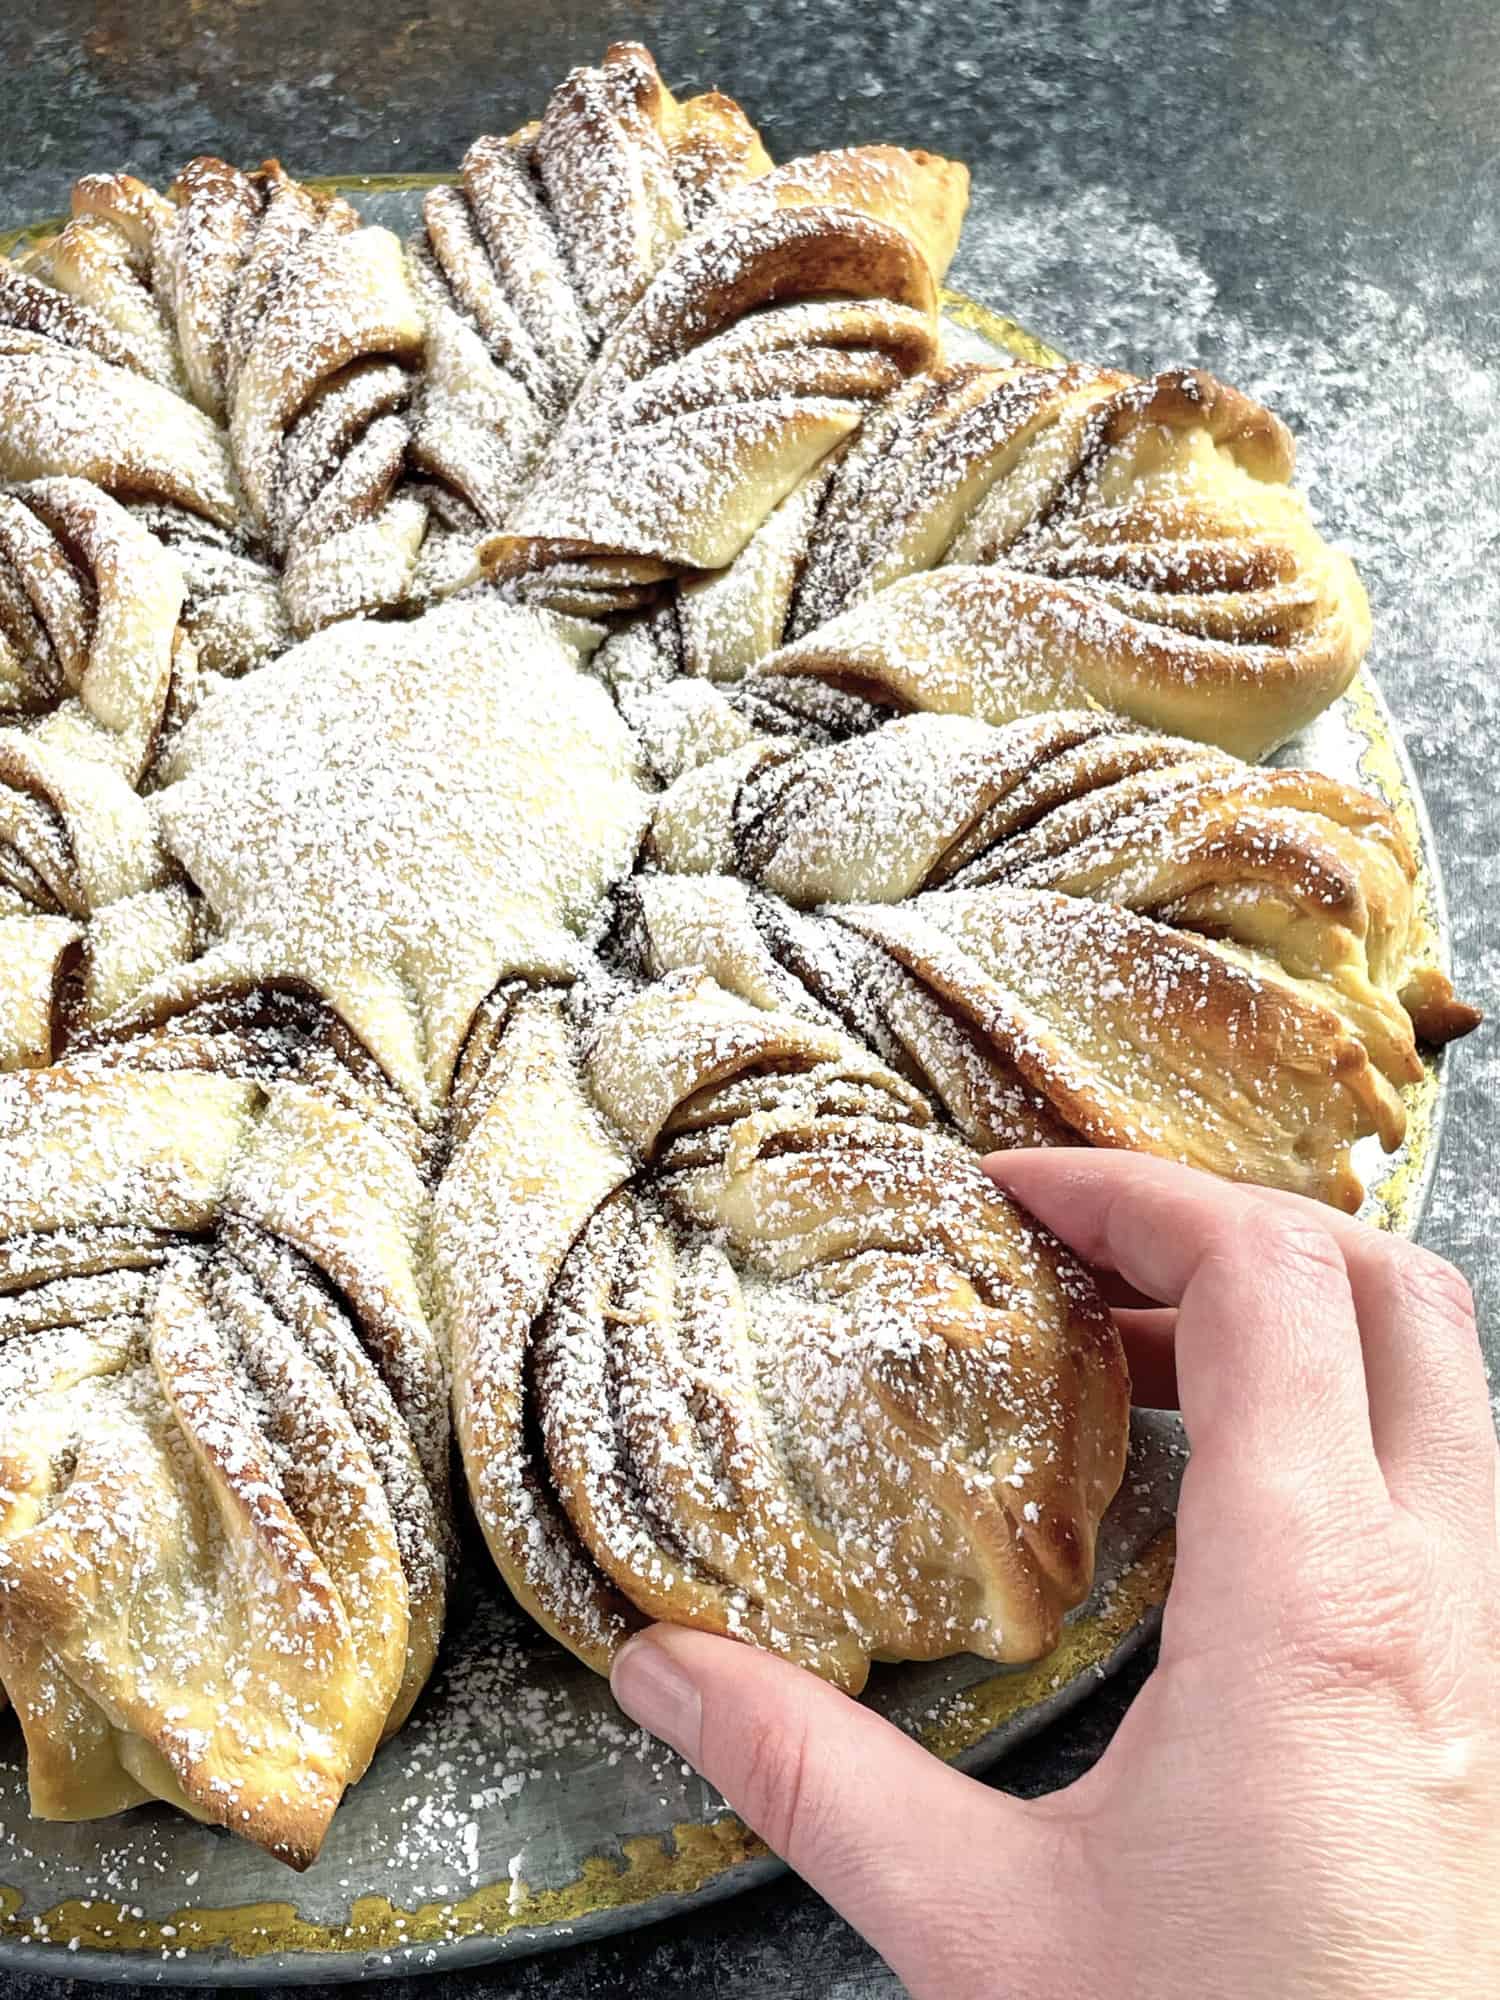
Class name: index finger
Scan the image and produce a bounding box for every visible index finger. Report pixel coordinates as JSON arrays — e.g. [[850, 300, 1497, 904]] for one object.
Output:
[[985, 1149, 1385, 1523], [989, 1150, 1494, 1545]]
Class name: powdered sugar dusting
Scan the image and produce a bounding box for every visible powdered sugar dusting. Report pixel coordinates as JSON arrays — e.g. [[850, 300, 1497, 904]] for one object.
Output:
[[0, 45, 1486, 1967]]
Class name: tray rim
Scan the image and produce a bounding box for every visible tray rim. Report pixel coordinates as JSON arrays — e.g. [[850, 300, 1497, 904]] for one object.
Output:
[[0, 196, 1457, 1979]]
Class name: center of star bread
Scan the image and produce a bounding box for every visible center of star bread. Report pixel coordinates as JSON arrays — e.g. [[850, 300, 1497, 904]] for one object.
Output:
[[139, 598, 649, 1116]]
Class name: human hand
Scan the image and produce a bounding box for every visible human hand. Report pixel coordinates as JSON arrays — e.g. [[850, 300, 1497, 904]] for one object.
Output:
[[609, 1152, 1500, 1999]]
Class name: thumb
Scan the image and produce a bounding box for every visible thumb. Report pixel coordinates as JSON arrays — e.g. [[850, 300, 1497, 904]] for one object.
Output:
[[611, 1624, 1064, 1997]]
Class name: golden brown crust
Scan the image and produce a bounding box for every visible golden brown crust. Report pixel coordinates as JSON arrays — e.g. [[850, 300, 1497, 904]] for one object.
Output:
[[601, 355, 1371, 762], [409, 41, 779, 573], [621, 837, 1431, 1212], [645, 705, 1471, 1117], [0, 1055, 450, 1868], [475, 143, 967, 611]]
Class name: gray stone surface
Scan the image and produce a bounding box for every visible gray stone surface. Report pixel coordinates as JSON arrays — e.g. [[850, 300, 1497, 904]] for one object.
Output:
[[1, 1, 1494, 1994]]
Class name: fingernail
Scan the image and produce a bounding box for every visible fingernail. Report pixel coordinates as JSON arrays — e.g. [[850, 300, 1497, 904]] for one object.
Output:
[[610, 1631, 703, 1760]]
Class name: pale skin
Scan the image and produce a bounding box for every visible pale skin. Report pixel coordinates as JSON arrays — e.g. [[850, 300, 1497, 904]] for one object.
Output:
[[610, 1151, 1500, 1999]]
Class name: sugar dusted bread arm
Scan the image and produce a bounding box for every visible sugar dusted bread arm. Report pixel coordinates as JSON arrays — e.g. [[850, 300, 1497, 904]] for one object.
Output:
[[623, 828, 1470, 1215], [618, 360, 1370, 760], [475, 143, 967, 614], [837, 889, 1393, 1212], [0, 482, 202, 1069], [648, 705, 1478, 1097], [0, 1057, 449, 1867], [434, 974, 1126, 1694], [410, 41, 772, 574], [0, 267, 238, 527], [435, 991, 644, 1671], [3, 155, 429, 638]]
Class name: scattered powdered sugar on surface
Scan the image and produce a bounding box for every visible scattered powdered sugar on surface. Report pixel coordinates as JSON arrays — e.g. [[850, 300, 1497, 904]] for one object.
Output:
[[955, 188, 1221, 371], [0, 1570, 723, 1953]]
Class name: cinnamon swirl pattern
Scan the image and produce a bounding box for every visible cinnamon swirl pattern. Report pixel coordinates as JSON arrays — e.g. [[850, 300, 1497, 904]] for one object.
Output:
[[640, 708, 1478, 1207], [410, 41, 773, 552], [437, 979, 1126, 1693], [599, 363, 1372, 762], [0, 41, 1478, 1870], [0, 1047, 448, 1868]]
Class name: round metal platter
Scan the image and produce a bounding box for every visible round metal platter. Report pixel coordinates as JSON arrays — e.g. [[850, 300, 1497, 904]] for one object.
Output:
[[0, 182, 1460, 1985]]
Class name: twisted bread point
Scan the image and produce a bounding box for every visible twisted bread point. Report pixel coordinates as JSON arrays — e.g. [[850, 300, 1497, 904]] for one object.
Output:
[[411, 42, 772, 545], [0, 181, 278, 663], [648, 707, 1476, 1097], [477, 144, 968, 615], [613, 362, 1370, 760], [435, 979, 1126, 1691], [0, 1051, 448, 1867], [622, 838, 1446, 1211], [2, 155, 428, 639], [154, 157, 427, 630]]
